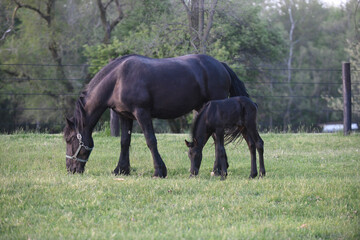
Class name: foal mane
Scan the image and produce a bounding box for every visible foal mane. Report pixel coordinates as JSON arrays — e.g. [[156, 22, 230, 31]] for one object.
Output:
[[190, 102, 210, 142]]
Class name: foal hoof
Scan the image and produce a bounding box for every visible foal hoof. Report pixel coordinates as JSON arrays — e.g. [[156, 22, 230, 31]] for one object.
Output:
[[249, 173, 258, 179], [259, 172, 266, 178], [153, 167, 167, 178]]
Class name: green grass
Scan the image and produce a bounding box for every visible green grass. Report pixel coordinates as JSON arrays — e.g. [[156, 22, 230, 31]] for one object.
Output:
[[0, 132, 359, 239]]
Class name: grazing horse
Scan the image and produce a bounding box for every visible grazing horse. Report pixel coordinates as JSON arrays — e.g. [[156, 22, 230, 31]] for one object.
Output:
[[64, 54, 249, 177], [185, 96, 265, 180]]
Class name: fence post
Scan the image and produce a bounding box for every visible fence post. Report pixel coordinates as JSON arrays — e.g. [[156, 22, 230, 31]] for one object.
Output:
[[110, 109, 120, 137], [342, 62, 351, 135]]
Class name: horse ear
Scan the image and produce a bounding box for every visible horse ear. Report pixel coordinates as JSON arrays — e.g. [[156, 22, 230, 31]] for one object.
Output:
[[66, 117, 74, 128], [185, 140, 193, 148], [193, 138, 198, 146]]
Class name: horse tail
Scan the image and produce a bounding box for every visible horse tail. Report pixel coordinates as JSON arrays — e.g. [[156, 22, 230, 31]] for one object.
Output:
[[221, 62, 249, 98]]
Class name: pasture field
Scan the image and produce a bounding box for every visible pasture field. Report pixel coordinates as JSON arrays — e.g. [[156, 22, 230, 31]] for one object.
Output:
[[0, 132, 359, 239]]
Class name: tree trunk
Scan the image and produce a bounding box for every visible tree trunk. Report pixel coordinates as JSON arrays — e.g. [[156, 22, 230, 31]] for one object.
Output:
[[180, 0, 218, 54], [284, 4, 296, 132]]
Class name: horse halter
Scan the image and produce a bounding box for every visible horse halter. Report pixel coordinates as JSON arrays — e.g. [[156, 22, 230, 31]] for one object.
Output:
[[66, 133, 93, 163]]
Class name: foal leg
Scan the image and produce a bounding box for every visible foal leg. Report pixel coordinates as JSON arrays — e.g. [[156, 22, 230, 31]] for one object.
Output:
[[134, 108, 167, 178], [243, 132, 258, 179], [212, 133, 229, 176], [254, 132, 265, 177], [211, 133, 220, 176], [246, 126, 265, 178], [113, 116, 133, 175], [214, 129, 227, 180]]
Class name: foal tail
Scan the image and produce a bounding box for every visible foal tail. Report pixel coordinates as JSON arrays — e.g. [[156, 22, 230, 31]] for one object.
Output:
[[221, 62, 249, 98], [224, 126, 245, 145]]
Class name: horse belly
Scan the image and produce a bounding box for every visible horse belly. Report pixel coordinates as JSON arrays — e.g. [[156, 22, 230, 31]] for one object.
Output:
[[151, 89, 202, 119]]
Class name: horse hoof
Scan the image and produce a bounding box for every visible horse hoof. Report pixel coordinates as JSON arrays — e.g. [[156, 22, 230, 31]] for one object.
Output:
[[259, 172, 266, 178], [113, 168, 119, 175], [113, 167, 130, 176]]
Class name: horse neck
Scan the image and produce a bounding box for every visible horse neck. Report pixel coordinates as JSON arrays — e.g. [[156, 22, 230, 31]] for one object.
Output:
[[77, 94, 108, 136]]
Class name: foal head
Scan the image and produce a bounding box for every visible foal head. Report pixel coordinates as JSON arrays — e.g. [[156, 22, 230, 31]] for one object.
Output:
[[185, 138, 202, 176], [64, 118, 93, 174]]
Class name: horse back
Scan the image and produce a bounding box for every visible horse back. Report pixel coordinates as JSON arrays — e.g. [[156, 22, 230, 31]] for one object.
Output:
[[109, 54, 232, 118]]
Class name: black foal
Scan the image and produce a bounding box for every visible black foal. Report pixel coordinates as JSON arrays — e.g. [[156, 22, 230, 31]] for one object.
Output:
[[185, 96, 265, 180]]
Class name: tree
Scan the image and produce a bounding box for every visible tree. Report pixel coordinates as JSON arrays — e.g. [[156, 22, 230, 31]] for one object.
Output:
[[10, 0, 70, 85], [264, 0, 348, 131], [97, 0, 125, 44], [180, 0, 218, 53], [84, 0, 286, 133], [325, 0, 360, 124], [0, 0, 102, 131]]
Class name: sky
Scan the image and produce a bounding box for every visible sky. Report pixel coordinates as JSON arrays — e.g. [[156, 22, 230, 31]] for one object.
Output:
[[320, 0, 348, 7]]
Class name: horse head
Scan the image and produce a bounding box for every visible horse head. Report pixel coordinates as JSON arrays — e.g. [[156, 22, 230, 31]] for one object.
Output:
[[64, 118, 93, 174]]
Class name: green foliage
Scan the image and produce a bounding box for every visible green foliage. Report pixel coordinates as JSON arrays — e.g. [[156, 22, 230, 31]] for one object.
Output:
[[210, 2, 286, 67], [83, 38, 131, 76], [0, 133, 359, 239]]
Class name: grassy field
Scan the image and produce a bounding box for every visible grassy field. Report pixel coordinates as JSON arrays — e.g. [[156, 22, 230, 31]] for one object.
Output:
[[0, 132, 359, 239]]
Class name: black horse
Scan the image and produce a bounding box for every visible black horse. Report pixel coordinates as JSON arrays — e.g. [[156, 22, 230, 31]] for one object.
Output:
[[64, 54, 248, 177], [185, 96, 265, 180]]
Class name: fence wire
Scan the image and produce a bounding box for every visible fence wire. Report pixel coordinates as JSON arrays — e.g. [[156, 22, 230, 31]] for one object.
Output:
[[1, 63, 359, 132]]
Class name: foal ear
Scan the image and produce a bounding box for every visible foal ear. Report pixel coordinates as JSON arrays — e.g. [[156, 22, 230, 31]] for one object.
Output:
[[185, 140, 193, 148]]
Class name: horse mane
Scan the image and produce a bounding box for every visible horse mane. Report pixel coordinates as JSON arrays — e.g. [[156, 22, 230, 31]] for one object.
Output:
[[63, 97, 86, 142], [66, 54, 139, 135], [85, 54, 138, 93]]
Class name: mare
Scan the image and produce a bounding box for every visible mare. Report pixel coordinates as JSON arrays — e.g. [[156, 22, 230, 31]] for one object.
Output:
[[64, 54, 249, 177], [185, 96, 265, 180]]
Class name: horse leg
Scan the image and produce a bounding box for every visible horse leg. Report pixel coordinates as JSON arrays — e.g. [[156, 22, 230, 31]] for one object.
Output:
[[134, 108, 167, 178], [243, 132, 258, 179], [113, 116, 133, 175], [214, 129, 227, 180]]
